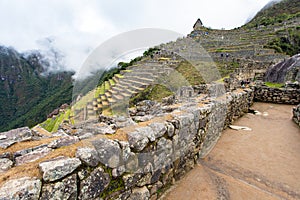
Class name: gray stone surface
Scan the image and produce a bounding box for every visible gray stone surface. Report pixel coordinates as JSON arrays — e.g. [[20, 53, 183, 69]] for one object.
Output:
[[128, 186, 150, 200], [92, 138, 121, 168], [13, 144, 48, 158], [78, 132, 93, 140], [40, 174, 77, 200], [123, 174, 142, 189], [76, 147, 100, 167], [0, 177, 41, 200], [52, 129, 69, 137], [149, 123, 166, 139], [0, 127, 33, 149], [48, 136, 79, 149], [293, 104, 300, 127], [79, 166, 110, 200], [15, 147, 52, 166], [254, 86, 300, 105], [114, 116, 137, 128], [39, 156, 81, 182], [112, 165, 126, 177], [128, 126, 158, 152], [84, 122, 116, 135], [166, 122, 175, 137], [136, 127, 156, 142], [127, 131, 149, 152], [0, 158, 13, 172]]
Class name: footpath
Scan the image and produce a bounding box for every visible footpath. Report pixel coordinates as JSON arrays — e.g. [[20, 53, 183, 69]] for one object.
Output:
[[162, 102, 300, 200]]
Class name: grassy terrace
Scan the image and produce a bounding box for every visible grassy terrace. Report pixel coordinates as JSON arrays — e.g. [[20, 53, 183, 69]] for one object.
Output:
[[41, 108, 71, 132], [264, 82, 285, 88]]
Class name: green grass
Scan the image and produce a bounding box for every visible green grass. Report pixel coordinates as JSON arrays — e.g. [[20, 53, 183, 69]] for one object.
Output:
[[95, 85, 105, 97], [52, 113, 65, 132], [109, 79, 116, 86], [104, 81, 110, 90], [129, 84, 173, 107], [40, 108, 72, 132], [73, 89, 95, 110], [41, 118, 56, 132], [175, 61, 205, 85], [115, 74, 124, 78], [265, 82, 284, 88], [216, 76, 230, 83], [63, 109, 71, 121]]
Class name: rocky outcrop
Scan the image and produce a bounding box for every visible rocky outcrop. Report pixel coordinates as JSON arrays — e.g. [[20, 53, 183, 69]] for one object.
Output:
[[264, 54, 300, 83]]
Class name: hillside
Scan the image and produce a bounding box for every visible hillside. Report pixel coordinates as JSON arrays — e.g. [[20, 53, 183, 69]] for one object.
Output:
[[0, 1, 299, 199], [0, 0, 299, 132], [37, 0, 300, 130], [247, 0, 300, 28], [0, 46, 74, 132], [245, 0, 300, 56]]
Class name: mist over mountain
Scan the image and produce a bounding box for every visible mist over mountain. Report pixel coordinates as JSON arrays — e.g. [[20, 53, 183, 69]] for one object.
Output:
[[0, 46, 74, 132], [0, 0, 299, 132]]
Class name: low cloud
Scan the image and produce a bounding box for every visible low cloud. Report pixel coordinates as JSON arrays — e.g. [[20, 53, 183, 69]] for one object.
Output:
[[0, 0, 272, 77]]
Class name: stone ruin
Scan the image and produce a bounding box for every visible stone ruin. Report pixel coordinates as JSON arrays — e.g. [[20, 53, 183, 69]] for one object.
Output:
[[0, 84, 256, 200], [0, 15, 299, 199], [176, 86, 194, 101]]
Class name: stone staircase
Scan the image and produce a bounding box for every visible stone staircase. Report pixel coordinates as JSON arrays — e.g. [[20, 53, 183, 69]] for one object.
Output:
[[72, 62, 176, 121], [62, 16, 300, 125]]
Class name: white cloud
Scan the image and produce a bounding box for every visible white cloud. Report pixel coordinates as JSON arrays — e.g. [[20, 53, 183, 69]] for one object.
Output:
[[0, 0, 272, 74]]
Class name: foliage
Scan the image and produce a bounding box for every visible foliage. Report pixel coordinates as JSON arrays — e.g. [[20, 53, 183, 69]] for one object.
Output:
[[0, 47, 74, 132], [265, 28, 300, 56], [245, 0, 300, 28], [100, 167, 125, 199], [143, 47, 160, 57], [264, 82, 284, 88]]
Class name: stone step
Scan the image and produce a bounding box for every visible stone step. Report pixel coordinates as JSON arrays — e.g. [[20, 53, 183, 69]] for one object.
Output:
[[110, 88, 133, 97], [100, 95, 107, 101], [122, 76, 155, 84], [112, 94, 125, 101], [112, 76, 119, 84], [102, 101, 110, 107], [107, 97, 117, 103]]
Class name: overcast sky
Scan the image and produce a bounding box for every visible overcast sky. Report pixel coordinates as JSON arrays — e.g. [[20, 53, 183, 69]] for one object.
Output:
[[0, 0, 272, 73]]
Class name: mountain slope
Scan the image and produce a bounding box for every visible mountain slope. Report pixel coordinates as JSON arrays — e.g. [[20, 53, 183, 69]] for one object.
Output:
[[0, 46, 74, 132], [246, 0, 300, 27]]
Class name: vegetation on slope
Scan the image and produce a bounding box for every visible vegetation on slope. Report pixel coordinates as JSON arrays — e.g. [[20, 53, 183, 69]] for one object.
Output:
[[0, 46, 74, 132], [265, 27, 300, 56], [246, 0, 300, 28], [129, 84, 173, 107]]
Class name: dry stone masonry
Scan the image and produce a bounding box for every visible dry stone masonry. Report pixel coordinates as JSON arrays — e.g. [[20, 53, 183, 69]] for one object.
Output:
[[254, 86, 300, 105], [293, 104, 300, 127], [0, 87, 254, 200], [0, 13, 299, 199]]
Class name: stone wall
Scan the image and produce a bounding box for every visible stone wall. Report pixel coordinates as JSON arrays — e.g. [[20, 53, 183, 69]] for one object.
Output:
[[254, 86, 300, 105], [0, 88, 254, 200], [293, 104, 300, 127]]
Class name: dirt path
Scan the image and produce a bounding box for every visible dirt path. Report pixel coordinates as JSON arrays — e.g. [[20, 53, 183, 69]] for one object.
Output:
[[162, 103, 300, 200]]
